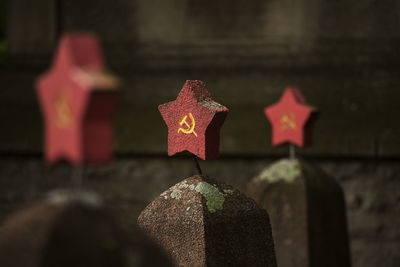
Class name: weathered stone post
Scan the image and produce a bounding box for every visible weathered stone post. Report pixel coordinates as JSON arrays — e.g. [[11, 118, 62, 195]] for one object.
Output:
[[23, 35, 173, 266], [247, 87, 351, 267], [138, 80, 277, 266], [0, 191, 173, 267]]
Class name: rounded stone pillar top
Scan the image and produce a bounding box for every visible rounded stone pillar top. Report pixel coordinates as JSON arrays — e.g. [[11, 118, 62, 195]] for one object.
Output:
[[247, 159, 351, 267], [138, 175, 277, 267], [248, 158, 303, 200], [0, 190, 173, 267], [247, 158, 344, 201]]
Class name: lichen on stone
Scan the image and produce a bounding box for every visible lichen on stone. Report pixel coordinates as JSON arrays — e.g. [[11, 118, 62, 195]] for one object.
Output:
[[203, 101, 223, 108], [257, 159, 301, 183], [178, 181, 190, 189], [194, 182, 234, 213], [47, 190, 102, 207], [160, 191, 168, 199], [223, 189, 234, 195], [162, 179, 234, 213], [170, 189, 182, 200], [198, 96, 224, 110], [195, 182, 225, 213]]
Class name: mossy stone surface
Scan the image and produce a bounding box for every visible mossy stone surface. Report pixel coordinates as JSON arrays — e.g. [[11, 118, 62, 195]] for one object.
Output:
[[247, 159, 351, 267], [138, 175, 277, 267]]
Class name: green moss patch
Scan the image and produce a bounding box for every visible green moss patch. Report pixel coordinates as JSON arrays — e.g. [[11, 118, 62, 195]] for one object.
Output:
[[258, 159, 301, 183], [195, 182, 233, 213]]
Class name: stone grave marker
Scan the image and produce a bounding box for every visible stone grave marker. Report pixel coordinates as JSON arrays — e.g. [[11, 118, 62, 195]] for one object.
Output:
[[247, 87, 351, 267], [0, 191, 173, 267], [26, 34, 174, 266], [138, 80, 277, 267]]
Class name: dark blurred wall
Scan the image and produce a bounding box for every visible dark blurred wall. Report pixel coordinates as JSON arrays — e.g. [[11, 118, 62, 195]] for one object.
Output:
[[2, 0, 400, 156], [7, 0, 400, 66], [1, 1, 400, 266]]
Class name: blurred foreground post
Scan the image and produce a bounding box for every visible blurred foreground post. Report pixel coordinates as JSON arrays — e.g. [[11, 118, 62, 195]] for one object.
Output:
[[0, 191, 173, 267]]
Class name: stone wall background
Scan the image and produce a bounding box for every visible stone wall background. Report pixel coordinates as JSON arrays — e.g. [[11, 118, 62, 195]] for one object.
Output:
[[2, 0, 400, 157]]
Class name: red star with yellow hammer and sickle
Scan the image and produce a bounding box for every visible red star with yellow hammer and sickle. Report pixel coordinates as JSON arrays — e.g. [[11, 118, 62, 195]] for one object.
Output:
[[36, 33, 119, 165], [264, 87, 316, 147], [159, 80, 229, 160]]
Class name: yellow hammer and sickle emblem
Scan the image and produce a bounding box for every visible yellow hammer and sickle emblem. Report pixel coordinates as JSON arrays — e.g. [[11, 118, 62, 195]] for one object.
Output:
[[54, 92, 72, 128], [177, 113, 198, 137], [280, 112, 296, 131]]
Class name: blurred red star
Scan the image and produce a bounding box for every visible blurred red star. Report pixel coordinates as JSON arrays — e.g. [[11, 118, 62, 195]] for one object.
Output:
[[264, 87, 315, 147], [158, 80, 229, 160], [36, 33, 119, 165]]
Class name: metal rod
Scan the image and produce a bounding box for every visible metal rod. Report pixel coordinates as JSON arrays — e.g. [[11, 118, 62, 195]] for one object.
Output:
[[289, 144, 296, 159], [192, 155, 203, 175], [72, 166, 83, 190]]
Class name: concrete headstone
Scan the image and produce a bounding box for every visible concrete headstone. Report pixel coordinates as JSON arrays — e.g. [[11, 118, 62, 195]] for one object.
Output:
[[0, 190, 172, 267], [139, 175, 277, 267], [247, 159, 351, 267]]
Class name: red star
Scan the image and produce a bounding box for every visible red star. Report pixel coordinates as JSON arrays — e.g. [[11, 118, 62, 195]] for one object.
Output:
[[159, 80, 229, 160], [36, 33, 119, 165], [264, 87, 316, 147]]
